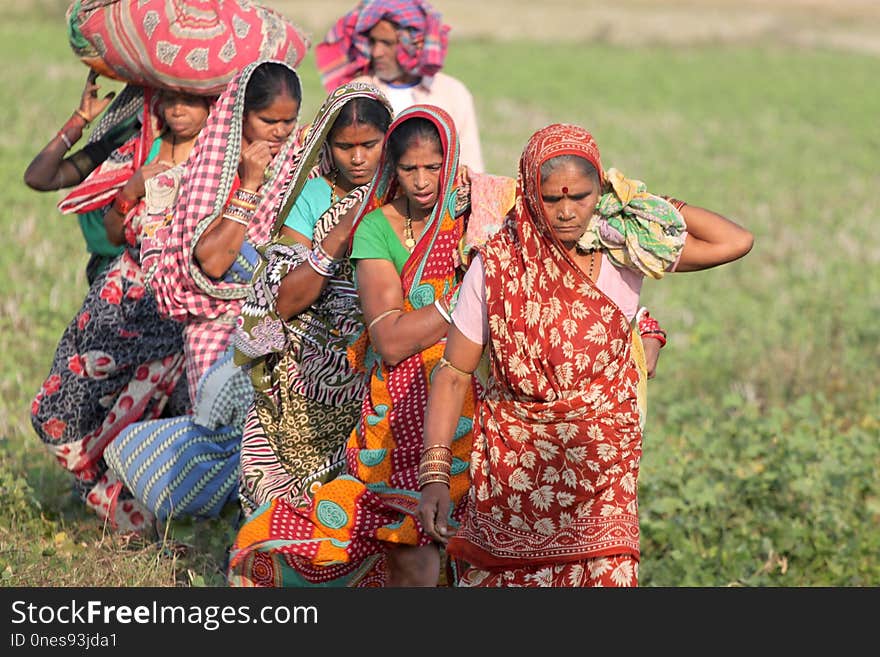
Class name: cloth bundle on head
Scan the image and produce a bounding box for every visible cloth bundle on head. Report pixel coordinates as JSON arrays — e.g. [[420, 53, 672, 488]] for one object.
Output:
[[315, 0, 449, 93], [148, 59, 304, 324], [66, 0, 309, 95]]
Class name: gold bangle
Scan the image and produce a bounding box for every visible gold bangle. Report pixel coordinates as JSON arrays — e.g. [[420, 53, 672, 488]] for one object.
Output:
[[227, 197, 258, 211], [367, 308, 402, 332], [438, 356, 472, 378], [74, 109, 91, 125], [422, 443, 452, 453]]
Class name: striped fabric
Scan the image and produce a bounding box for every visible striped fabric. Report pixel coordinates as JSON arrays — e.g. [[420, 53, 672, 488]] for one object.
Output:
[[104, 414, 240, 523]]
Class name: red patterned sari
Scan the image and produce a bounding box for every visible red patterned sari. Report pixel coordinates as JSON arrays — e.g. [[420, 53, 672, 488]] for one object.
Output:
[[448, 124, 643, 587]]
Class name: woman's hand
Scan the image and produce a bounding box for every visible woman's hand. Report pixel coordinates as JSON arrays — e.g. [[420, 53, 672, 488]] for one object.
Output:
[[121, 159, 173, 202], [79, 69, 116, 124], [238, 140, 274, 191], [417, 482, 455, 545]]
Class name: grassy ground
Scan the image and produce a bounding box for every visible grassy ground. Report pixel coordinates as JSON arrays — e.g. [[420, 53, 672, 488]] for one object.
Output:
[[1, 1, 877, 587]]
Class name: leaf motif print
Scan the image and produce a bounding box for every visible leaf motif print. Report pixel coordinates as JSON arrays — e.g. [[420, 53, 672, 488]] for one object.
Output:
[[600, 503, 621, 517], [502, 450, 519, 467], [549, 326, 562, 348], [477, 481, 490, 501], [556, 491, 576, 508], [556, 423, 577, 444], [489, 444, 501, 465], [554, 361, 574, 388], [565, 446, 588, 464], [508, 467, 534, 491], [543, 297, 562, 325], [520, 450, 537, 469], [585, 321, 608, 345], [562, 341, 575, 360], [533, 517, 557, 536], [610, 560, 636, 587], [597, 442, 619, 462], [529, 485, 555, 511], [592, 349, 610, 374], [562, 270, 576, 290], [542, 466, 560, 483], [509, 515, 529, 531], [524, 300, 541, 327], [600, 303, 616, 323], [507, 424, 529, 443], [620, 471, 637, 495], [534, 439, 559, 461], [507, 494, 522, 513], [558, 511, 573, 528], [567, 563, 585, 586], [489, 314, 509, 340], [574, 351, 591, 373], [569, 298, 588, 320], [576, 500, 596, 517], [562, 317, 578, 338], [562, 468, 578, 488]]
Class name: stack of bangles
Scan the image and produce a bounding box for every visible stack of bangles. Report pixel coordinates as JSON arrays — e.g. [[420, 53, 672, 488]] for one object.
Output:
[[636, 306, 667, 348], [221, 188, 262, 227], [417, 444, 452, 489], [661, 195, 688, 212], [307, 242, 341, 277]]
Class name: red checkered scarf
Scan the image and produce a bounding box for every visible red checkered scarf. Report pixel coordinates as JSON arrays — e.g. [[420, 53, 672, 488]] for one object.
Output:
[[315, 0, 449, 93], [149, 60, 304, 322]]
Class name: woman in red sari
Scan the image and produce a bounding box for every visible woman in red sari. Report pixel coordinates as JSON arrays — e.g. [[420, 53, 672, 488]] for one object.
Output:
[[417, 123, 753, 586]]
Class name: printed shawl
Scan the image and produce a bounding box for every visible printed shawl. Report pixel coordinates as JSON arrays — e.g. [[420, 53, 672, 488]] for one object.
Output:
[[149, 59, 304, 324], [447, 123, 644, 572], [67, 0, 309, 95], [227, 105, 474, 587], [232, 82, 393, 511], [315, 0, 449, 93]]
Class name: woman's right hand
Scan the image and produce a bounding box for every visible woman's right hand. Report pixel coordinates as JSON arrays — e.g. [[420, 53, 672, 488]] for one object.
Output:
[[238, 140, 275, 191], [121, 160, 173, 202], [417, 482, 455, 545], [79, 69, 116, 124]]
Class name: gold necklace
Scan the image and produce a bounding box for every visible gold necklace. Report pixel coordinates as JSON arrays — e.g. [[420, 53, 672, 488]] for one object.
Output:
[[404, 198, 416, 251]]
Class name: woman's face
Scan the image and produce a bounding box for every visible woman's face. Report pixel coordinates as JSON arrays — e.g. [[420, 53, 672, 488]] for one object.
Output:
[[160, 92, 210, 140], [242, 92, 299, 155], [329, 122, 386, 189], [540, 159, 600, 248], [395, 137, 444, 214]]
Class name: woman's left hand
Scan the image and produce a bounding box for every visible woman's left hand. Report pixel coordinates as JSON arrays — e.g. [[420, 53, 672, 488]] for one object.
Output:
[[417, 482, 455, 544]]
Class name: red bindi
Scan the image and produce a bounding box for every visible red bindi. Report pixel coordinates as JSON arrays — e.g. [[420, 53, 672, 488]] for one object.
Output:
[[561, 186, 569, 194]]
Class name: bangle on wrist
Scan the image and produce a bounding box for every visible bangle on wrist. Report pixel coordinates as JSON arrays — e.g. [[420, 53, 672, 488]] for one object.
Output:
[[112, 193, 138, 215], [74, 109, 91, 126], [57, 131, 73, 151]]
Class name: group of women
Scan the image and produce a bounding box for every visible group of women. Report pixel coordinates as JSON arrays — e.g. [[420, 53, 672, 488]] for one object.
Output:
[[28, 54, 753, 586]]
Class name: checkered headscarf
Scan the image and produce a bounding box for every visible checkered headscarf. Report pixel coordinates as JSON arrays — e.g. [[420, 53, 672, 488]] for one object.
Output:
[[150, 60, 304, 323]]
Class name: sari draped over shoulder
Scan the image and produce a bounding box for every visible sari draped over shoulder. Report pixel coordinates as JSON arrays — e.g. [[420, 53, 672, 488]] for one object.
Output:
[[103, 61, 304, 525], [232, 82, 394, 513], [227, 105, 475, 587], [31, 133, 191, 533], [148, 59, 305, 396], [447, 124, 643, 586]]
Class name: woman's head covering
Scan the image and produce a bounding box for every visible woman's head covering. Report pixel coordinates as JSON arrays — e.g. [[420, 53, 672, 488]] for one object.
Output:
[[510, 123, 686, 280], [315, 0, 450, 93], [234, 81, 394, 384], [149, 59, 304, 322]]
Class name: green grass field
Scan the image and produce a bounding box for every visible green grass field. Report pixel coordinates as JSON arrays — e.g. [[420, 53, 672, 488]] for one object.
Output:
[[1, 2, 877, 586]]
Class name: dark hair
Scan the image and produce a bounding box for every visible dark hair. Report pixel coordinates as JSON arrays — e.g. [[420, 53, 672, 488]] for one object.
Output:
[[386, 117, 442, 166], [330, 97, 392, 137], [244, 62, 302, 112], [540, 154, 600, 186]]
